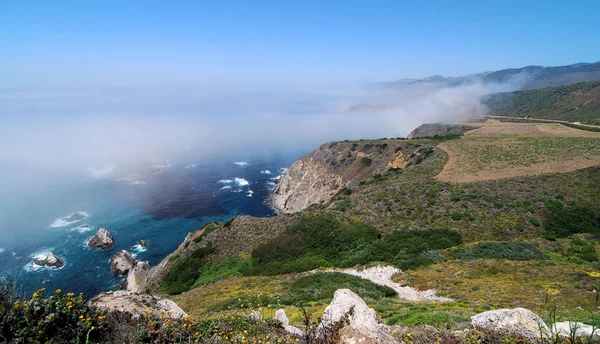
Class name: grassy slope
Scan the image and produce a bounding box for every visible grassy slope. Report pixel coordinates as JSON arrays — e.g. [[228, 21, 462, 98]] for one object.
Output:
[[486, 81, 600, 125]]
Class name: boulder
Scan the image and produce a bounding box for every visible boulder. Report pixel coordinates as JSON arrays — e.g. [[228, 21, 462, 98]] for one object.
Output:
[[33, 253, 64, 268], [110, 250, 135, 276], [553, 322, 599, 338], [275, 309, 304, 337], [88, 228, 114, 250], [247, 310, 262, 322], [89, 290, 187, 319], [471, 308, 550, 340], [319, 289, 396, 343]]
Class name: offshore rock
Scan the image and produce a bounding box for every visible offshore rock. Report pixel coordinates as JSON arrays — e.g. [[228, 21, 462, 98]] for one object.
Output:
[[88, 228, 114, 251]]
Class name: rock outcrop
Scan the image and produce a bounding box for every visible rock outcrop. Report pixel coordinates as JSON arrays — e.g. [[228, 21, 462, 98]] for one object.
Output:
[[319, 289, 396, 343], [407, 123, 475, 139], [471, 308, 550, 340], [33, 253, 64, 268], [87, 228, 114, 250], [110, 250, 135, 276], [275, 309, 304, 337], [272, 141, 427, 213], [123, 261, 150, 292], [89, 291, 187, 319]]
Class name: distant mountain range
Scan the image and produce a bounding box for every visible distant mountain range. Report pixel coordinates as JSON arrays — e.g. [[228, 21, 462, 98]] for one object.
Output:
[[381, 62, 600, 90]]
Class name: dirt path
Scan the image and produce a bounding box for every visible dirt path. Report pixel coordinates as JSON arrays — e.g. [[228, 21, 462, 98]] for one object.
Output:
[[325, 265, 452, 302]]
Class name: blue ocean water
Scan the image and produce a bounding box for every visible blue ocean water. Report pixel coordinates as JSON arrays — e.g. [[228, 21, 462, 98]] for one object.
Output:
[[0, 156, 295, 298]]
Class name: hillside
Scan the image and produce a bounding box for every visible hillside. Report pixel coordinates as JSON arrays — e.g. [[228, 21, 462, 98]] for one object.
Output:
[[105, 119, 600, 343], [485, 81, 600, 125]]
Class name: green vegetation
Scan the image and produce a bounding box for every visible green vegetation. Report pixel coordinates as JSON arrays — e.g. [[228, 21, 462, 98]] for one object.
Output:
[[209, 272, 396, 311], [486, 81, 600, 125], [192, 257, 253, 288], [0, 277, 308, 343], [545, 207, 600, 238], [453, 242, 548, 260], [160, 245, 215, 295], [360, 157, 373, 166], [247, 214, 461, 275]]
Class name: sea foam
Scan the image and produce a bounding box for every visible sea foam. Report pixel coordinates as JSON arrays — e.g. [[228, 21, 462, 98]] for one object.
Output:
[[234, 177, 249, 186], [50, 211, 90, 228], [234, 161, 249, 167], [260, 170, 272, 175]]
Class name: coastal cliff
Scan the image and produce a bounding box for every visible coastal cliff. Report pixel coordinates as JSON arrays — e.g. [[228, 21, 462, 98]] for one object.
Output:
[[271, 140, 427, 213]]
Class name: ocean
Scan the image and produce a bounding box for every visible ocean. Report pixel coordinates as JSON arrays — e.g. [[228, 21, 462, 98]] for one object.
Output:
[[0, 156, 296, 298]]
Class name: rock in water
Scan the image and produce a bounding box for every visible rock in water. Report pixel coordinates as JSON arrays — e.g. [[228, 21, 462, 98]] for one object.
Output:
[[33, 253, 64, 268], [138, 240, 147, 248], [89, 291, 187, 319], [110, 250, 135, 276], [319, 289, 396, 343], [471, 308, 550, 340], [87, 228, 114, 250]]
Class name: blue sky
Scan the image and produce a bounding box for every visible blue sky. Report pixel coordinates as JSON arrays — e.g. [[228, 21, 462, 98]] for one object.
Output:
[[2, 0, 599, 87]]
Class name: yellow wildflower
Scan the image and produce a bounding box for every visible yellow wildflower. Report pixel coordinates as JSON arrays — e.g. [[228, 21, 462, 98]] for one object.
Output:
[[54, 289, 61, 295], [588, 271, 600, 278], [547, 288, 561, 296], [79, 315, 84, 319], [67, 292, 75, 297]]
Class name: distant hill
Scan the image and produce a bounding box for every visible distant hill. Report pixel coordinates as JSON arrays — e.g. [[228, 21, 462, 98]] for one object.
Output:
[[380, 62, 600, 90], [484, 81, 600, 125]]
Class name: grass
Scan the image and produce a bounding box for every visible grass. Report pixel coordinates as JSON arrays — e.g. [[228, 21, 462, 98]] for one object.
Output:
[[406, 258, 600, 324], [452, 242, 548, 260]]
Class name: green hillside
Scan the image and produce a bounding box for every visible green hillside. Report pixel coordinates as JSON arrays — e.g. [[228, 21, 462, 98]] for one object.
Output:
[[486, 81, 600, 125]]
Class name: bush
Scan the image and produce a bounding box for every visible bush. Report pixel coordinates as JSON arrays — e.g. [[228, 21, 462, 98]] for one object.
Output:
[[545, 207, 600, 238], [360, 157, 373, 166], [451, 211, 462, 221], [192, 257, 253, 288], [285, 272, 396, 304], [160, 245, 216, 294], [567, 237, 598, 263], [529, 217, 541, 227], [248, 215, 462, 275], [545, 199, 564, 213], [453, 242, 548, 260]]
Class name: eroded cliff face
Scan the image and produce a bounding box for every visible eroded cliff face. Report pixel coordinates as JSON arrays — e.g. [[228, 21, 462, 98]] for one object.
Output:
[[272, 140, 425, 213]]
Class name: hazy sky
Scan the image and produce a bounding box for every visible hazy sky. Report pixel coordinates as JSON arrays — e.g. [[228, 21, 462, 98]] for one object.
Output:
[[0, 0, 598, 174], [2, 0, 599, 87]]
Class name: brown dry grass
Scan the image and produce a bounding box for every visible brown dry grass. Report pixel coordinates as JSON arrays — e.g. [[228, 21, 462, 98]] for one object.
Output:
[[437, 122, 600, 182]]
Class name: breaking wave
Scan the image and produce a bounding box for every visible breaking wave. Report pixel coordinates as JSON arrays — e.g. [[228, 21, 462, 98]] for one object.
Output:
[[50, 211, 90, 228]]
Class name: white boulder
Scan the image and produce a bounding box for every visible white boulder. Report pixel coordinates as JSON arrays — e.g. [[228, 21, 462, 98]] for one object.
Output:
[[319, 289, 396, 343], [89, 290, 187, 319], [553, 321, 599, 338], [471, 308, 550, 340]]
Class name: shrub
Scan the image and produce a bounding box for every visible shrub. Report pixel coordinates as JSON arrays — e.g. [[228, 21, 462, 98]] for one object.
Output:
[[545, 199, 564, 213], [567, 237, 598, 263], [360, 157, 373, 166], [285, 272, 396, 304], [545, 207, 600, 238], [453, 242, 548, 260], [529, 217, 541, 227], [248, 215, 462, 274], [192, 257, 253, 288], [160, 245, 216, 294], [451, 211, 462, 221]]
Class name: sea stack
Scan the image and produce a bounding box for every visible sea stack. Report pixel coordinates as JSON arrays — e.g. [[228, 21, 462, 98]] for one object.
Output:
[[87, 228, 114, 251], [110, 250, 135, 276], [34, 253, 64, 268]]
